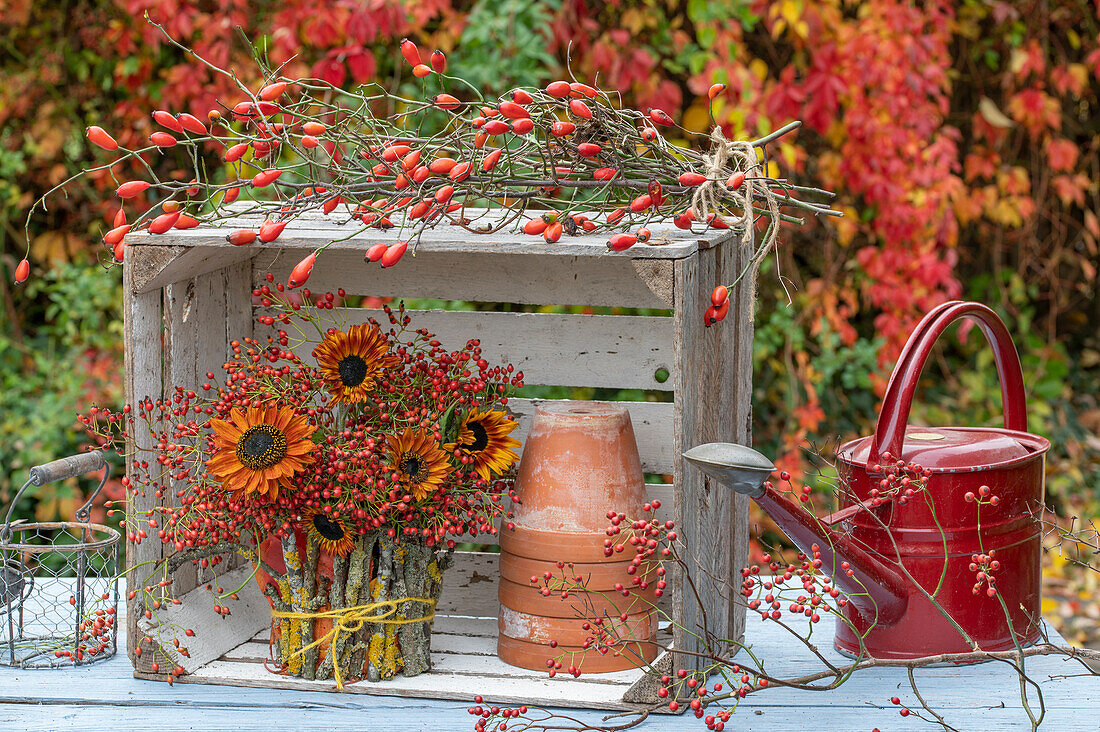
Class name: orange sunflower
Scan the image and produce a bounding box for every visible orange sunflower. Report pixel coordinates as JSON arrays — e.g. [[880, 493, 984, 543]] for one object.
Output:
[[386, 429, 452, 501], [207, 404, 315, 500], [444, 410, 520, 482], [313, 323, 399, 404], [301, 508, 355, 557]]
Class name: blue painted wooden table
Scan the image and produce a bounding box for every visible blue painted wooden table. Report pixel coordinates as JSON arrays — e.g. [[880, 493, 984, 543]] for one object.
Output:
[[1, 597, 1095, 731]]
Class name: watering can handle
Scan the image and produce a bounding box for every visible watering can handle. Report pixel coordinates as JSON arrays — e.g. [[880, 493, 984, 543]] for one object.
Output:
[[869, 301, 1028, 466]]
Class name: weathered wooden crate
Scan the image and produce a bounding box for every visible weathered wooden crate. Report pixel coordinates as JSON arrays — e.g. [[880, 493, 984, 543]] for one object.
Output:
[[122, 210, 753, 708]]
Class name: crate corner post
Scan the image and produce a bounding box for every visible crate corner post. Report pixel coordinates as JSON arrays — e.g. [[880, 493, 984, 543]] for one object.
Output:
[[670, 230, 753, 677], [123, 241, 257, 673]]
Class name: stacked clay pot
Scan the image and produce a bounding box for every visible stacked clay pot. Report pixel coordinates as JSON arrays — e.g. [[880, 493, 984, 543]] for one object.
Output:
[[497, 402, 659, 672]]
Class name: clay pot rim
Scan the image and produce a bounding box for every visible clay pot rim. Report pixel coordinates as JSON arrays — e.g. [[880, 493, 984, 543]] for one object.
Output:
[[499, 552, 657, 588], [501, 525, 643, 562], [498, 577, 658, 617], [497, 634, 658, 673]]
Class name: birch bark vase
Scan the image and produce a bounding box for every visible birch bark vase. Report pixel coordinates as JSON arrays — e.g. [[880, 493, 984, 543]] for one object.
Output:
[[255, 531, 451, 683], [498, 402, 658, 672]]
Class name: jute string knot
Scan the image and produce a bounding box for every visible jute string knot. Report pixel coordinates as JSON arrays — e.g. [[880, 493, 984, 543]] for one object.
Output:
[[271, 596, 436, 688], [690, 127, 783, 319]]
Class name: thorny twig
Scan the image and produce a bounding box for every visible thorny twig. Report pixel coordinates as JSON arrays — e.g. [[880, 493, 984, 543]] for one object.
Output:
[[33, 19, 838, 304]]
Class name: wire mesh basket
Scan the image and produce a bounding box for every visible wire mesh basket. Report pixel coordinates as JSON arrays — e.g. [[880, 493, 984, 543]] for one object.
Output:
[[1, 452, 121, 668]]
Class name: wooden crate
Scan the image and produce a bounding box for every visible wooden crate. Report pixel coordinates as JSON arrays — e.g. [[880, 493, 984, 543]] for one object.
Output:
[[122, 210, 753, 708]]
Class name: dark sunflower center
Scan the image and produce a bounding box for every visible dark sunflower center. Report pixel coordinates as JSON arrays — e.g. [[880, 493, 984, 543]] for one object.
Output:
[[462, 421, 490, 453], [311, 514, 346, 541], [399, 451, 430, 482], [235, 424, 287, 470], [337, 354, 370, 387]]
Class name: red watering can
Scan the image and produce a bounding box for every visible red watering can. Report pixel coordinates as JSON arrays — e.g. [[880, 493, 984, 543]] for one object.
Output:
[[684, 301, 1049, 659]]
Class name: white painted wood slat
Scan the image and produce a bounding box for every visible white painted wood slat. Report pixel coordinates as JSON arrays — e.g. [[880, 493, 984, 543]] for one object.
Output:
[[670, 229, 751, 675], [131, 206, 728, 260], [138, 564, 270, 675], [183, 656, 641, 710], [122, 246, 166, 664], [298, 307, 676, 391], [131, 246, 258, 295], [164, 272, 226, 597], [251, 248, 673, 308]]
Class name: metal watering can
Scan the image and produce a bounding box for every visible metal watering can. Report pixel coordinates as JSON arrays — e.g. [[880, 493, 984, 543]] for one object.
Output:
[[684, 301, 1049, 659]]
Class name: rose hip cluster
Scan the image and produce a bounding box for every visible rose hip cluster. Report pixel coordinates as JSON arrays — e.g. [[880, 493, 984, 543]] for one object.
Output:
[[890, 695, 913, 717], [466, 695, 527, 732], [50, 26, 835, 330], [740, 546, 846, 626], [83, 297, 522, 558], [964, 484, 1005, 598], [970, 548, 1002, 598], [868, 452, 931, 507], [659, 666, 739, 724], [766, 469, 813, 504], [758, 454, 929, 511], [52, 592, 117, 663]]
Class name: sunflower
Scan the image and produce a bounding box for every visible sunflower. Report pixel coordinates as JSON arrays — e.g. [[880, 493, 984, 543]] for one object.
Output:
[[444, 410, 520, 482], [301, 508, 356, 557], [206, 404, 315, 500], [386, 429, 452, 501], [313, 323, 399, 404]]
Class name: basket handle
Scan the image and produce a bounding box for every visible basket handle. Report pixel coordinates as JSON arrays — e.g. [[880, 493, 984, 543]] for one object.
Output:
[[29, 452, 105, 486], [2, 452, 110, 539], [869, 301, 1028, 466]]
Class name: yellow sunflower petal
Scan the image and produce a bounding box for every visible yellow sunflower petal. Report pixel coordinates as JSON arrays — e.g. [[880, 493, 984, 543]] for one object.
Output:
[[447, 410, 520, 481]]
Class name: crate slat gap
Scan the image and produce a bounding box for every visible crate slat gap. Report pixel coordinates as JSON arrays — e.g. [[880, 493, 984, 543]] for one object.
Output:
[[122, 211, 752, 709]]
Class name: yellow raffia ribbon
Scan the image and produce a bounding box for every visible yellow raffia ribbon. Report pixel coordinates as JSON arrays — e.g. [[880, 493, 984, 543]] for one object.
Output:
[[271, 596, 436, 689]]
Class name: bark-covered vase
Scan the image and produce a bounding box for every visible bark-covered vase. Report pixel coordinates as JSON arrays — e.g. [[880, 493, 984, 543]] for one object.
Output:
[[255, 530, 450, 684]]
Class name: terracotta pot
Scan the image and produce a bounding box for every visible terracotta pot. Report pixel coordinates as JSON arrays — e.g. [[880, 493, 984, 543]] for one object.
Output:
[[509, 401, 647, 534], [497, 401, 657, 671], [500, 525, 642, 563], [498, 578, 658, 617]]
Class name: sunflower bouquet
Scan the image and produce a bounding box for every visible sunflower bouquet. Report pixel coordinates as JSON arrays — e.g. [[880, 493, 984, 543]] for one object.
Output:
[[82, 292, 523, 685]]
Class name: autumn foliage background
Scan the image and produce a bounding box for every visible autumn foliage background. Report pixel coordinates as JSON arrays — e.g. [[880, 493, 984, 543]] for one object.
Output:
[[1, 1, 1098, 644]]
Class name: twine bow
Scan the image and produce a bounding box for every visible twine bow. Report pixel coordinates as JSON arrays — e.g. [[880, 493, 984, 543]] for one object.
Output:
[[271, 596, 436, 688], [690, 127, 783, 318]]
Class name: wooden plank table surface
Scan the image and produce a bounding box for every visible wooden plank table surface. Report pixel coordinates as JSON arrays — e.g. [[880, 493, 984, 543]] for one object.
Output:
[[1, 584, 1095, 731]]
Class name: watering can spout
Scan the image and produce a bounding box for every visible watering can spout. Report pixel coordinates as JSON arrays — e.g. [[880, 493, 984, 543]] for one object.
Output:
[[682, 443, 774, 499], [683, 443, 909, 626]]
